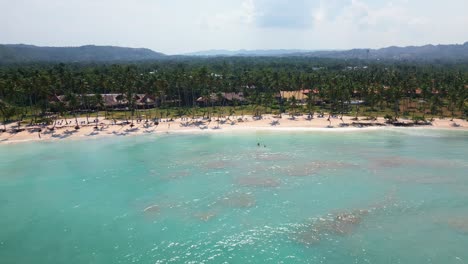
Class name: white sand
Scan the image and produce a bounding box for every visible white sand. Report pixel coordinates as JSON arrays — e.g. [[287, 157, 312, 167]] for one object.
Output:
[[1, 115, 467, 144]]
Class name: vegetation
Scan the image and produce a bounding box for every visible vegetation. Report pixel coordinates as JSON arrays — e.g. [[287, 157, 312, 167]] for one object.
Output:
[[0, 44, 165, 64], [297, 42, 468, 61], [2, 42, 468, 63], [0, 57, 467, 128]]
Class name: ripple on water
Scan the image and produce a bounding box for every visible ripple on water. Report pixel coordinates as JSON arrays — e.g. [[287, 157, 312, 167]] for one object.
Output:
[[370, 156, 424, 170], [220, 192, 256, 208], [291, 209, 368, 246], [236, 176, 280, 188], [162, 170, 191, 180], [368, 156, 466, 171], [279, 161, 355, 177], [143, 204, 160, 214], [194, 212, 217, 222], [291, 190, 397, 247], [390, 174, 461, 185], [200, 160, 238, 171], [252, 152, 292, 162]]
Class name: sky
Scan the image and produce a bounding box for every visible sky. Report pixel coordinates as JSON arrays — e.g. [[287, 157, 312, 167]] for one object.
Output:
[[1, 0, 467, 54]]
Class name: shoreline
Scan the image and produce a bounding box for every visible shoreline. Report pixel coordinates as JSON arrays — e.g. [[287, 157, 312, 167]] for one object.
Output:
[[1, 115, 467, 144]]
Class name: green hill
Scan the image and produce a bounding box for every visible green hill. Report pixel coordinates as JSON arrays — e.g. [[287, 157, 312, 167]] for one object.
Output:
[[0, 44, 165, 63]]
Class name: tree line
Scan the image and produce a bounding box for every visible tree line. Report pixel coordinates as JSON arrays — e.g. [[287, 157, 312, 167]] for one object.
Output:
[[0, 57, 467, 129]]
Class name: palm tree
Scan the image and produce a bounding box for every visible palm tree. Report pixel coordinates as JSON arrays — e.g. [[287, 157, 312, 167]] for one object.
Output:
[[289, 96, 298, 118], [428, 93, 442, 120], [50, 101, 66, 130], [0, 100, 16, 132], [447, 86, 459, 121], [66, 93, 80, 129], [305, 90, 315, 120], [94, 94, 104, 128], [78, 79, 91, 124]]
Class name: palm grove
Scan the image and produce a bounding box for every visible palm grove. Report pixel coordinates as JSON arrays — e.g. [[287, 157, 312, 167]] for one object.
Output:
[[0, 57, 467, 130]]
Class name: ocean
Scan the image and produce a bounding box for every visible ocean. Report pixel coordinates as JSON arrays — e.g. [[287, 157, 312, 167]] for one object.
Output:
[[0, 129, 467, 263]]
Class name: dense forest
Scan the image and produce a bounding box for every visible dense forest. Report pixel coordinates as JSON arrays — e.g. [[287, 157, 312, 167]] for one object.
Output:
[[0, 57, 467, 129], [0, 44, 165, 64]]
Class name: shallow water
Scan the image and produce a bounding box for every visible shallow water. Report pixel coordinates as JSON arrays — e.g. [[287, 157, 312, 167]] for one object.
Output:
[[0, 129, 467, 264]]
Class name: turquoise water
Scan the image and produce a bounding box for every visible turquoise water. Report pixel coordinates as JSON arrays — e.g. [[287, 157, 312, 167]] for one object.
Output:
[[0, 129, 467, 264]]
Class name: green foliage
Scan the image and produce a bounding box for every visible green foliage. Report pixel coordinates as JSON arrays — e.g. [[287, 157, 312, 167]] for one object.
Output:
[[0, 44, 165, 64], [384, 114, 394, 121], [0, 101, 16, 129], [411, 116, 426, 122], [0, 57, 466, 123]]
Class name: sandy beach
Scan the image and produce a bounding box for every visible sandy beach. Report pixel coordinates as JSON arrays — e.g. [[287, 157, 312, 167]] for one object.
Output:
[[1, 115, 467, 144]]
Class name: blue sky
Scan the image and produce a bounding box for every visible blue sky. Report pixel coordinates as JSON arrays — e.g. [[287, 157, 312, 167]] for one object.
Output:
[[1, 0, 467, 54]]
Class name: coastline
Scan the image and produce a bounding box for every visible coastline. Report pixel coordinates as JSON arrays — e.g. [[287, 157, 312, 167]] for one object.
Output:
[[1, 115, 467, 144]]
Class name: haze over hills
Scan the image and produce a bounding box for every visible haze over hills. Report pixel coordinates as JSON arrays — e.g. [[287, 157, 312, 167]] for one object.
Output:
[[0, 42, 467, 63], [187, 43, 468, 61], [0, 44, 165, 63], [184, 49, 320, 57], [292, 42, 468, 61], [183, 42, 468, 61]]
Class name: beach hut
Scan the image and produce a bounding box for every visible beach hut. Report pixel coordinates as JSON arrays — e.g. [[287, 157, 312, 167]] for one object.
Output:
[[278, 90, 310, 104], [196, 92, 246, 106]]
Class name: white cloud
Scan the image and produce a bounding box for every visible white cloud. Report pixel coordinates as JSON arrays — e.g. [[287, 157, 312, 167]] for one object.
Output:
[[199, 0, 256, 31], [304, 0, 438, 49]]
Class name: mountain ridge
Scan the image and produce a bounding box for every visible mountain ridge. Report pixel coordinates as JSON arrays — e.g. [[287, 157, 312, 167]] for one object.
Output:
[[185, 42, 468, 61], [1, 42, 467, 63], [288, 42, 468, 61], [183, 49, 321, 57], [0, 44, 165, 63]]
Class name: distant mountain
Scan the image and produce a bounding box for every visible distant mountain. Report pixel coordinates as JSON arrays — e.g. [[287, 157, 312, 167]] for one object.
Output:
[[291, 42, 468, 61], [0, 44, 166, 63], [184, 49, 318, 57], [2, 42, 467, 63], [185, 43, 468, 61]]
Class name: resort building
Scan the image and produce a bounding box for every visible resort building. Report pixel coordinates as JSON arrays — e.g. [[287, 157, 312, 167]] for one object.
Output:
[[49, 94, 160, 110], [196, 92, 247, 106]]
